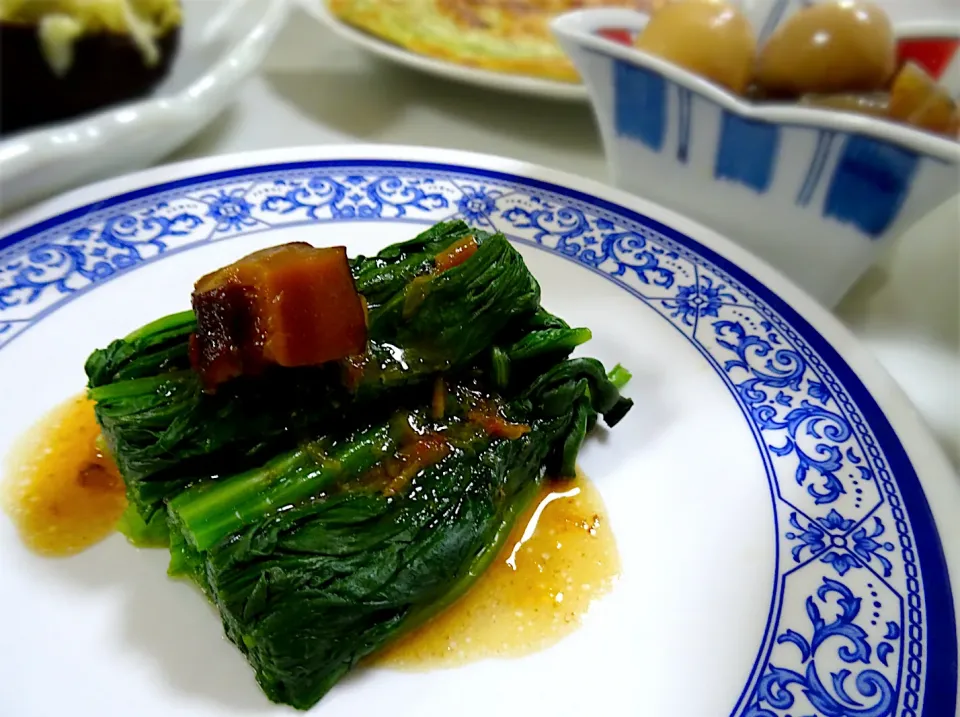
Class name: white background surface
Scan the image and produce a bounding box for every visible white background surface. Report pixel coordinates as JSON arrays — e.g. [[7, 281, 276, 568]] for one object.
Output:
[[156, 4, 960, 467]]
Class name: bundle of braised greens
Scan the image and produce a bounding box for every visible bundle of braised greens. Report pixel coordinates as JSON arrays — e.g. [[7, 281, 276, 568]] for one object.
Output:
[[85, 221, 632, 710]]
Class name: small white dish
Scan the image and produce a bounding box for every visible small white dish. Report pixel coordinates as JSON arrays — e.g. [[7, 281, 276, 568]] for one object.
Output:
[[553, 8, 960, 308], [0, 0, 291, 214], [0, 143, 958, 716], [300, 0, 588, 102]]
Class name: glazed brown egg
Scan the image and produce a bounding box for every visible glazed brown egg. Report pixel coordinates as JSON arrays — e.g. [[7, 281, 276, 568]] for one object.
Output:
[[634, 0, 757, 95], [755, 1, 896, 96]]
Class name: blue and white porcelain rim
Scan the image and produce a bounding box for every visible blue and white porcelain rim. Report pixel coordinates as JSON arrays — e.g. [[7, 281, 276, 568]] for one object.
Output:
[[0, 145, 956, 716]]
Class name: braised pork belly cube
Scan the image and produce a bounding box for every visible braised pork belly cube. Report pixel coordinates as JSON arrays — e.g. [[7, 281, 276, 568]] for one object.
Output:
[[189, 243, 368, 390]]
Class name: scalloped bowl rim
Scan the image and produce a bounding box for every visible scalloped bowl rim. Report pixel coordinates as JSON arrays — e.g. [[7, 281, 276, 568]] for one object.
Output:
[[551, 8, 960, 163]]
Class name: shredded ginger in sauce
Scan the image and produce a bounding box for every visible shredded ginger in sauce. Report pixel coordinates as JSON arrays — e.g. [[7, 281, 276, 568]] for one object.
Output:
[[372, 471, 620, 669], [2, 394, 126, 556]]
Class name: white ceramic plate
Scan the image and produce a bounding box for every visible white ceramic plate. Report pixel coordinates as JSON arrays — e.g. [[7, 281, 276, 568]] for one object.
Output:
[[1, 145, 957, 717], [0, 0, 290, 215], [300, 0, 588, 102]]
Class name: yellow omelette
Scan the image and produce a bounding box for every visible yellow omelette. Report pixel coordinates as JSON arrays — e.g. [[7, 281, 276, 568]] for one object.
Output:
[[327, 0, 657, 83]]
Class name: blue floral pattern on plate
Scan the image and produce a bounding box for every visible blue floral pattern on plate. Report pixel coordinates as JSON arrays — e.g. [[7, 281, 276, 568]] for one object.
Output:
[[0, 160, 951, 717]]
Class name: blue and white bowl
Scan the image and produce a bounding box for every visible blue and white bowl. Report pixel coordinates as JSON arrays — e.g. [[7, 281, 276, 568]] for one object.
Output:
[[552, 8, 960, 308]]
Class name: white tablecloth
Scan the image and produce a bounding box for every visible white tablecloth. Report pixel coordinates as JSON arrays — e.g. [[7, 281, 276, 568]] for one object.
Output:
[[169, 6, 959, 465]]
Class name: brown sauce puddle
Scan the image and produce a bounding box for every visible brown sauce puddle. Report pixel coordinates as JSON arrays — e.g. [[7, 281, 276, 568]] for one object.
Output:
[[372, 473, 620, 669], [2, 394, 126, 556], [3, 394, 620, 667]]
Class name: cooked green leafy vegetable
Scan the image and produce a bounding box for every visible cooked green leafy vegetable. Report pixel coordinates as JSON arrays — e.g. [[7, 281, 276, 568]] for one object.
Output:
[[88, 228, 539, 524], [85, 220, 633, 710]]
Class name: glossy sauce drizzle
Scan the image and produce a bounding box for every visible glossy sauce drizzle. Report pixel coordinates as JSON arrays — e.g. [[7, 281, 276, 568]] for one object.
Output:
[[2, 394, 126, 556], [4, 396, 620, 669], [373, 472, 620, 669]]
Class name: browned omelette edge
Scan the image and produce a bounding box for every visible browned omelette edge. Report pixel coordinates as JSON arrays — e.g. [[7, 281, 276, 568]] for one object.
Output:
[[326, 0, 586, 83]]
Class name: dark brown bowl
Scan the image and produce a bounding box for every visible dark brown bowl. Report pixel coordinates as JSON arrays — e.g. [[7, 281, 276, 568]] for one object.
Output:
[[0, 24, 181, 136]]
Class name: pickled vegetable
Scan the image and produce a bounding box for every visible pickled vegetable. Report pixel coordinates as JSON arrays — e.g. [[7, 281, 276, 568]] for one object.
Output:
[[889, 62, 960, 136]]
